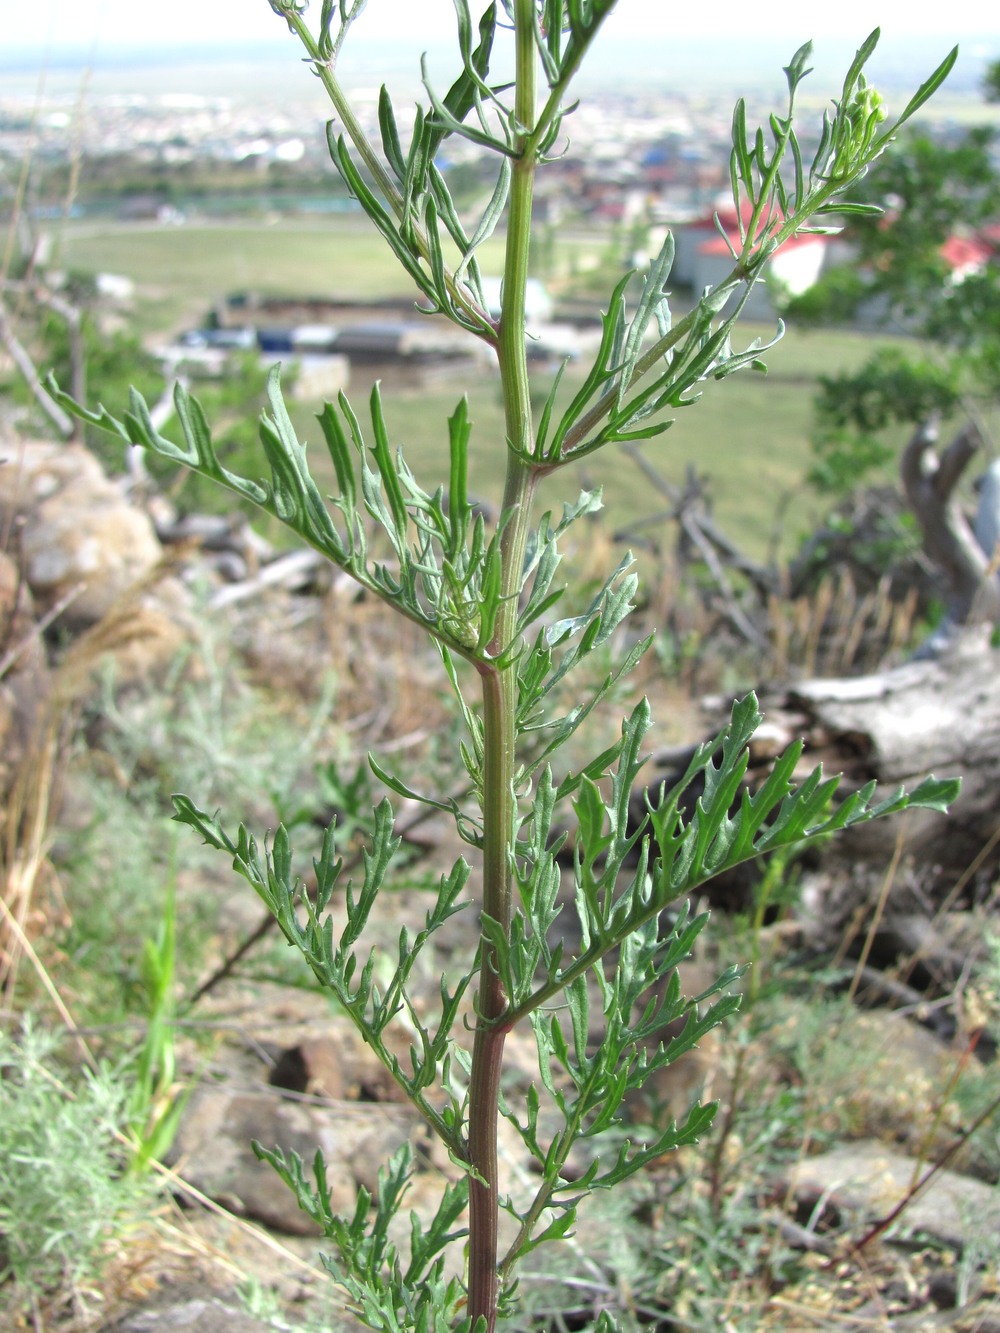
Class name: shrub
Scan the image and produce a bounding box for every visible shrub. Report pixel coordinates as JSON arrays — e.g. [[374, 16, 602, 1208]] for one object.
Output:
[[55, 7, 959, 1329]]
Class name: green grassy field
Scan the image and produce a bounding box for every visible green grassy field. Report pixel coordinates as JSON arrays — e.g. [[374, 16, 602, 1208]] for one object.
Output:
[[59, 218, 919, 557], [281, 323, 924, 563], [60, 219, 516, 328], [59, 218, 458, 332], [348, 365, 823, 556]]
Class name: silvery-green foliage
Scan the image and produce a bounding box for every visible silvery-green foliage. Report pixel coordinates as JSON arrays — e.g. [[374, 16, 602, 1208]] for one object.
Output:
[[53, 4, 960, 1327], [0, 1025, 150, 1306], [171, 694, 955, 1318], [255, 1141, 476, 1333]]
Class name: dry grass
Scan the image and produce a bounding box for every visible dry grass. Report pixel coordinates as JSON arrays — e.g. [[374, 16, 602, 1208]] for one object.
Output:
[[1, 527, 997, 1333], [1, 555, 193, 1003], [767, 570, 922, 680]]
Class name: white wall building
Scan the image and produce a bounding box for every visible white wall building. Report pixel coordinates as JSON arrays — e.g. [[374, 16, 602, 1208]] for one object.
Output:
[[673, 202, 832, 319]]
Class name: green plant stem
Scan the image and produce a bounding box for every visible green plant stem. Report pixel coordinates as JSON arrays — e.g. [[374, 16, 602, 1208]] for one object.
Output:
[[466, 4, 540, 1327], [47, 12, 964, 1326], [527, 12, 611, 161], [279, 6, 494, 340], [556, 299, 717, 458], [467, 664, 516, 1328]]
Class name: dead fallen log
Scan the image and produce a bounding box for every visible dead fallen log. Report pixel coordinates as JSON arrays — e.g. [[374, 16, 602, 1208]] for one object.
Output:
[[207, 548, 327, 608], [638, 626, 999, 962], [901, 420, 1000, 627], [772, 625, 999, 867]]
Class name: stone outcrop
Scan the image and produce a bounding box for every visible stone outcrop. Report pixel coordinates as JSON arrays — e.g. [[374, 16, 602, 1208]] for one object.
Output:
[[0, 438, 162, 628]]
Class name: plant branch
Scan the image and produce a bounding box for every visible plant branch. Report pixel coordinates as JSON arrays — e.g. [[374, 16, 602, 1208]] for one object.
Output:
[[276, 4, 496, 341], [465, 2, 544, 1325], [0, 301, 74, 437]]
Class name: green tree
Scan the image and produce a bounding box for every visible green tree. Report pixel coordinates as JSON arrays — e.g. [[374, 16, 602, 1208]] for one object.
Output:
[[786, 69, 1000, 495]]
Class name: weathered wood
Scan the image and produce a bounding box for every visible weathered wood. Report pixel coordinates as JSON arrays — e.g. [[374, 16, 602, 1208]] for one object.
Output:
[[901, 420, 1000, 625], [639, 628, 1000, 947], [762, 627, 1000, 869], [208, 548, 326, 608]]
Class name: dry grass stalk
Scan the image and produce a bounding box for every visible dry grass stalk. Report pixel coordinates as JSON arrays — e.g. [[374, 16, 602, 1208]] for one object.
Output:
[[1, 558, 185, 1003], [767, 569, 920, 679]]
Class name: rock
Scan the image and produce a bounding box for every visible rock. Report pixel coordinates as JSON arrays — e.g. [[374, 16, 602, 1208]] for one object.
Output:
[[269, 1036, 345, 1101], [0, 438, 165, 629], [263, 1023, 414, 1108], [0, 443, 198, 677], [171, 1088, 426, 1235], [0, 550, 50, 794], [767, 1006, 987, 1166], [103, 1289, 275, 1332], [0, 550, 46, 675], [781, 1140, 1000, 1249], [21, 484, 162, 627], [89, 578, 196, 686], [0, 439, 109, 514]]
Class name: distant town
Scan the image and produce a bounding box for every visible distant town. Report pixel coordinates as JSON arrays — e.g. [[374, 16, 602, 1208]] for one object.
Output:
[[3, 36, 997, 229], [2, 40, 998, 402]]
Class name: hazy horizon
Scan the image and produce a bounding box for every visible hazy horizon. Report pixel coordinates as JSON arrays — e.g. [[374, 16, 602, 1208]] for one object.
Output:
[[3, 32, 997, 105]]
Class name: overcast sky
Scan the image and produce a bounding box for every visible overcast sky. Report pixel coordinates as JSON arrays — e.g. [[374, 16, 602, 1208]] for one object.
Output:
[[3, 0, 996, 109], [10, 0, 1000, 53]]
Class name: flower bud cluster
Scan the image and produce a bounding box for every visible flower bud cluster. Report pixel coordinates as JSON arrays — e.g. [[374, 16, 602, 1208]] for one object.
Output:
[[831, 78, 888, 180]]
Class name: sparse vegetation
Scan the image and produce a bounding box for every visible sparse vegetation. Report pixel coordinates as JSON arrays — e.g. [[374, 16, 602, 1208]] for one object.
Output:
[[51, 5, 964, 1330], [0, 1025, 154, 1325], [4, 6, 999, 1333]]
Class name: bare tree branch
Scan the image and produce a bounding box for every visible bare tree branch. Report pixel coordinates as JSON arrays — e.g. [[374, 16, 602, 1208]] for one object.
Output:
[[0, 302, 74, 438], [901, 420, 999, 624]]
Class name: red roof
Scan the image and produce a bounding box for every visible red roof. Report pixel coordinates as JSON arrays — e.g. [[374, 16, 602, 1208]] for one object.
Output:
[[696, 230, 827, 257], [941, 233, 994, 273], [693, 199, 776, 232]]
